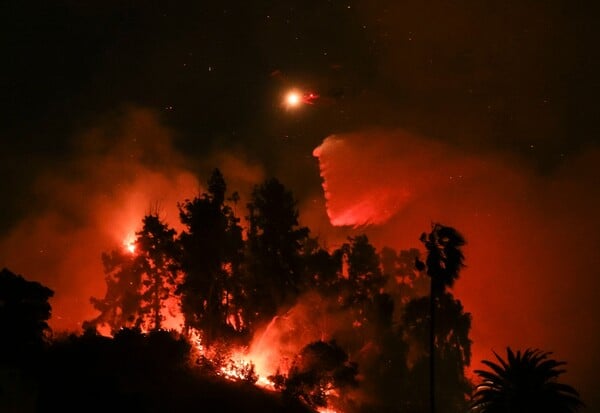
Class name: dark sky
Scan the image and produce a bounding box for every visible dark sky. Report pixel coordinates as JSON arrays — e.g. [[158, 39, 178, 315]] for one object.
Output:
[[2, 1, 597, 211], [1, 1, 599, 410]]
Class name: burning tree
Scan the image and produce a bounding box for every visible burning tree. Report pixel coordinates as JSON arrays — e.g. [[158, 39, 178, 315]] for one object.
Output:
[[89, 213, 180, 332], [88, 248, 142, 333]]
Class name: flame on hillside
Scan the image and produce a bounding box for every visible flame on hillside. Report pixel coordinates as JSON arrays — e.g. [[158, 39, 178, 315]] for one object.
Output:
[[180, 295, 349, 412]]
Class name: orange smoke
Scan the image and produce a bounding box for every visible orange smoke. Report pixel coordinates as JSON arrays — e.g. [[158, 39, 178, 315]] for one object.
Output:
[[312, 130, 600, 408], [0, 107, 263, 333]]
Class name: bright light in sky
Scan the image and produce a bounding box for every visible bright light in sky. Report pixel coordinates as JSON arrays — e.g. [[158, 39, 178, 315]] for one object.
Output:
[[285, 91, 301, 107], [283, 89, 319, 109]]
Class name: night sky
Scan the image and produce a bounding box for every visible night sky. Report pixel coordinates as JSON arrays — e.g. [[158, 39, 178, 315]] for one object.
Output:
[[1, 1, 599, 410]]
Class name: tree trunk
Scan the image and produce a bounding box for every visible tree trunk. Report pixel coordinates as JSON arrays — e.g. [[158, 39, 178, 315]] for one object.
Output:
[[430, 289, 436, 413], [153, 273, 161, 330]]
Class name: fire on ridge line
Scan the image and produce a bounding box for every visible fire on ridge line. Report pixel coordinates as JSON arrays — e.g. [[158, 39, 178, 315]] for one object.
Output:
[[188, 329, 341, 413]]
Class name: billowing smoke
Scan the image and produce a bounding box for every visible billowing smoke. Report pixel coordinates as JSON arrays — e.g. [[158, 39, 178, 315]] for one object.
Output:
[[0, 107, 264, 332], [312, 129, 600, 406]]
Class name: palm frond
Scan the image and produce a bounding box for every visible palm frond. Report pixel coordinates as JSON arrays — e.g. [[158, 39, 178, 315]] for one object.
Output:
[[471, 347, 583, 413]]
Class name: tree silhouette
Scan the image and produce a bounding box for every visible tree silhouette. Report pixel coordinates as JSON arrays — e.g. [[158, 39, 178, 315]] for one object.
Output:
[[88, 213, 179, 332], [88, 248, 142, 333], [246, 178, 309, 323], [418, 223, 466, 413], [178, 168, 245, 343], [343, 235, 385, 299], [135, 213, 180, 331], [301, 237, 342, 296], [281, 340, 358, 409], [379, 246, 428, 347], [471, 348, 583, 413], [403, 292, 472, 413], [339, 235, 387, 328], [0, 268, 54, 365]]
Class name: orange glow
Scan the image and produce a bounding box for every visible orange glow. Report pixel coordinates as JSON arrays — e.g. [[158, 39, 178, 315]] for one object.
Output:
[[310, 131, 600, 406], [285, 90, 301, 107], [188, 329, 277, 389], [124, 239, 136, 254], [284, 89, 319, 109], [218, 350, 276, 388], [4, 104, 597, 410], [160, 296, 185, 331], [183, 298, 345, 413]]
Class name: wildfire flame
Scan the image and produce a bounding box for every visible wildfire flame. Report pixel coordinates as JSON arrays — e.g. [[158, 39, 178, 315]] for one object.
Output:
[[184, 313, 345, 412], [123, 235, 136, 254], [190, 332, 277, 389], [115, 226, 341, 411], [95, 302, 344, 412]]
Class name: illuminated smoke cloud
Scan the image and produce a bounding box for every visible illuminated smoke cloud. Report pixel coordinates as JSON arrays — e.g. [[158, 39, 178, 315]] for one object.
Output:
[[0, 107, 263, 332], [313, 134, 402, 226], [313, 131, 490, 227]]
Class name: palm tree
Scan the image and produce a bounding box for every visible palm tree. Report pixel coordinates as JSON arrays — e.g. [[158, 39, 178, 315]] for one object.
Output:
[[471, 347, 583, 413], [418, 223, 466, 413]]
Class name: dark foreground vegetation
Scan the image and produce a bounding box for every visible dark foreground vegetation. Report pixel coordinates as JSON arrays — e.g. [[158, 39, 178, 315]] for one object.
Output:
[[1, 323, 312, 413]]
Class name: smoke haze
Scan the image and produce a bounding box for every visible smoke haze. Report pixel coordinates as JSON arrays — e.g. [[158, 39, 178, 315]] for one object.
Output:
[[0, 107, 264, 332], [2, 1, 598, 411], [313, 130, 600, 406]]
